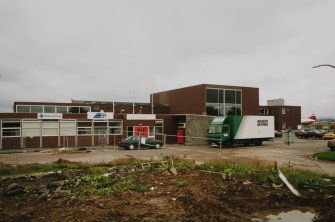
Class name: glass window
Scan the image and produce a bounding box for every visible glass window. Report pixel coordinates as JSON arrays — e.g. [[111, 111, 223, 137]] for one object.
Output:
[[79, 107, 90, 113], [282, 122, 286, 130], [225, 105, 242, 116], [78, 128, 92, 135], [94, 121, 107, 135], [31, 106, 43, 113], [44, 106, 56, 113], [56, 106, 67, 113], [225, 90, 235, 103], [282, 108, 286, 115], [259, 108, 269, 115], [2, 129, 21, 137], [149, 126, 155, 137], [206, 103, 219, 116], [69, 107, 79, 113], [206, 89, 218, 103], [236, 91, 241, 104], [127, 127, 133, 137], [2, 120, 21, 137], [78, 121, 92, 127], [219, 89, 224, 103], [17, 106, 30, 112], [109, 121, 122, 135], [77, 120, 92, 136]]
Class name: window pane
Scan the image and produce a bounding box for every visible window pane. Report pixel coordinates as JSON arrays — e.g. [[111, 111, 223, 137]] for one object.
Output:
[[17, 106, 30, 112], [80, 107, 90, 113], [219, 89, 224, 103], [2, 129, 20, 137], [44, 106, 56, 113], [94, 121, 107, 126], [2, 121, 20, 128], [109, 128, 122, 135], [31, 106, 43, 113], [69, 107, 79, 113], [206, 89, 218, 103], [127, 127, 133, 137], [206, 103, 219, 116], [225, 105, 241, 116], [78, 128, 91, 135], [236, 91, 241, 104], [225, 90, 235, 103], [56, 106, 67, 113], [109, 121, 122, 127], [78, 121, 92, 127], [94, 128, 107, 135]]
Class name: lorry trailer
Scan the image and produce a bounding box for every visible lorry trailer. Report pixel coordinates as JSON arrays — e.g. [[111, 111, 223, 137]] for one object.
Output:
[[208, 115, 275, 147]]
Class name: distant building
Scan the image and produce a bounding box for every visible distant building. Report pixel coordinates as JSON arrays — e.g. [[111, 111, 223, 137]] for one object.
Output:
[[259, 99, 301, 130]]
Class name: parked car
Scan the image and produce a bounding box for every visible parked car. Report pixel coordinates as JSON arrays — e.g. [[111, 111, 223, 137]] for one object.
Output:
[[118, 136, 163, 150], [275, 130, 283, 137], [323, 131, 335, 140], [327, 139, 335, 151], [295, 130, 306, 138], [302, 130, 325, 139]]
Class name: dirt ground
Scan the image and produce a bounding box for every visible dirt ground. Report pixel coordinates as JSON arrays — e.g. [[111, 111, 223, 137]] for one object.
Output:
[[1, 161, 335, 222]]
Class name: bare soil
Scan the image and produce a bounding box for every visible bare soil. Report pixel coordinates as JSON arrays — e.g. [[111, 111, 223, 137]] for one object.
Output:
[[0, 162, 334, 222]]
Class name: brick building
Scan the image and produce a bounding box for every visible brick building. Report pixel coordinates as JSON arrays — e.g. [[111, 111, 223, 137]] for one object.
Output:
[[0, 84, 301, 149]]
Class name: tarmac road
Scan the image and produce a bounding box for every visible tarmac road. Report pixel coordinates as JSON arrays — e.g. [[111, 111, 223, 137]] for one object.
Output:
[[0, 138, 334, 176]]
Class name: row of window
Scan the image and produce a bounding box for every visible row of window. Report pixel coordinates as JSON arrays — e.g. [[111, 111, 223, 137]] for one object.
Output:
[[1, 120, 164, 138], [16, 105, 91, 114], [1, 119, 122, 137]]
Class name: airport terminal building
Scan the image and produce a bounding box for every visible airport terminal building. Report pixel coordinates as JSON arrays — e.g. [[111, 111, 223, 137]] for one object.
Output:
[[0, 84, 301, 149]]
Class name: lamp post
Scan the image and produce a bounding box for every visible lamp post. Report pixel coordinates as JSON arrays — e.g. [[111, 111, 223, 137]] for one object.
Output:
[[312, 64, 335, 69]]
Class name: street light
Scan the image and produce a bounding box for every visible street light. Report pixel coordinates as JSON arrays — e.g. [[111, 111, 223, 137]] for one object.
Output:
[[312, 64, 335, 69]]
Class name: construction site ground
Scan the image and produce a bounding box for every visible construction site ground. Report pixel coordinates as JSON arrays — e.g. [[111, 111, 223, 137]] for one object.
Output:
[[1, 138, 335, 221]]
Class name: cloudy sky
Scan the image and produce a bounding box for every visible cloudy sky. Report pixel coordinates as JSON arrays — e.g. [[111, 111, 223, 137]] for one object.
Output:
[[0, 0, 334, 118]]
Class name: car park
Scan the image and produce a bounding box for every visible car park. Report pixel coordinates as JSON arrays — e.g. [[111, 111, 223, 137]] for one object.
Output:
[[327, 139, 335, 151], [118, 136, 163, 150], [323, 131, 335, 140]]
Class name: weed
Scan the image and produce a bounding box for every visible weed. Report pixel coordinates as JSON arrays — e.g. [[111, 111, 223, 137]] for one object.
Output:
[[175, 180, 187, 189]]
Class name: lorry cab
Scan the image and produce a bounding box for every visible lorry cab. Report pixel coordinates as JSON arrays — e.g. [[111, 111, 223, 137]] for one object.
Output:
[[208, 116, 232, 146]]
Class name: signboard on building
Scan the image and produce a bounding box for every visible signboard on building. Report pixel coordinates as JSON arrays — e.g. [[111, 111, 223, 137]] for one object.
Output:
[[87, 112, 114, 119], [38, 113, 63, 119], [127, 114, 156, 120]]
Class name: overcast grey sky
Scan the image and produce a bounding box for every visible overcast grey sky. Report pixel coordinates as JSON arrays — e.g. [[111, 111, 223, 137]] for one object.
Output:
[[0, 0, 334, 118]]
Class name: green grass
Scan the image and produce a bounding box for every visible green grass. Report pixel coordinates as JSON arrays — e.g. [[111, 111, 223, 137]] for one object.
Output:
[[313, 151, 335, 162]]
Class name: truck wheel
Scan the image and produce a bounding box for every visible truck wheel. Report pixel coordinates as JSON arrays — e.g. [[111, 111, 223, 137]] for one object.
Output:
[[255, 141, 263, 146], [129, 144, 135, 150], [155, 143, 161, 149]]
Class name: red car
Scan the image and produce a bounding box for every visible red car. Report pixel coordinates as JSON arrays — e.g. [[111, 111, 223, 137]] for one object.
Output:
[[295, 130, 306, 138], [302, 130, 324, 139], [327, 139, 335, 151]]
